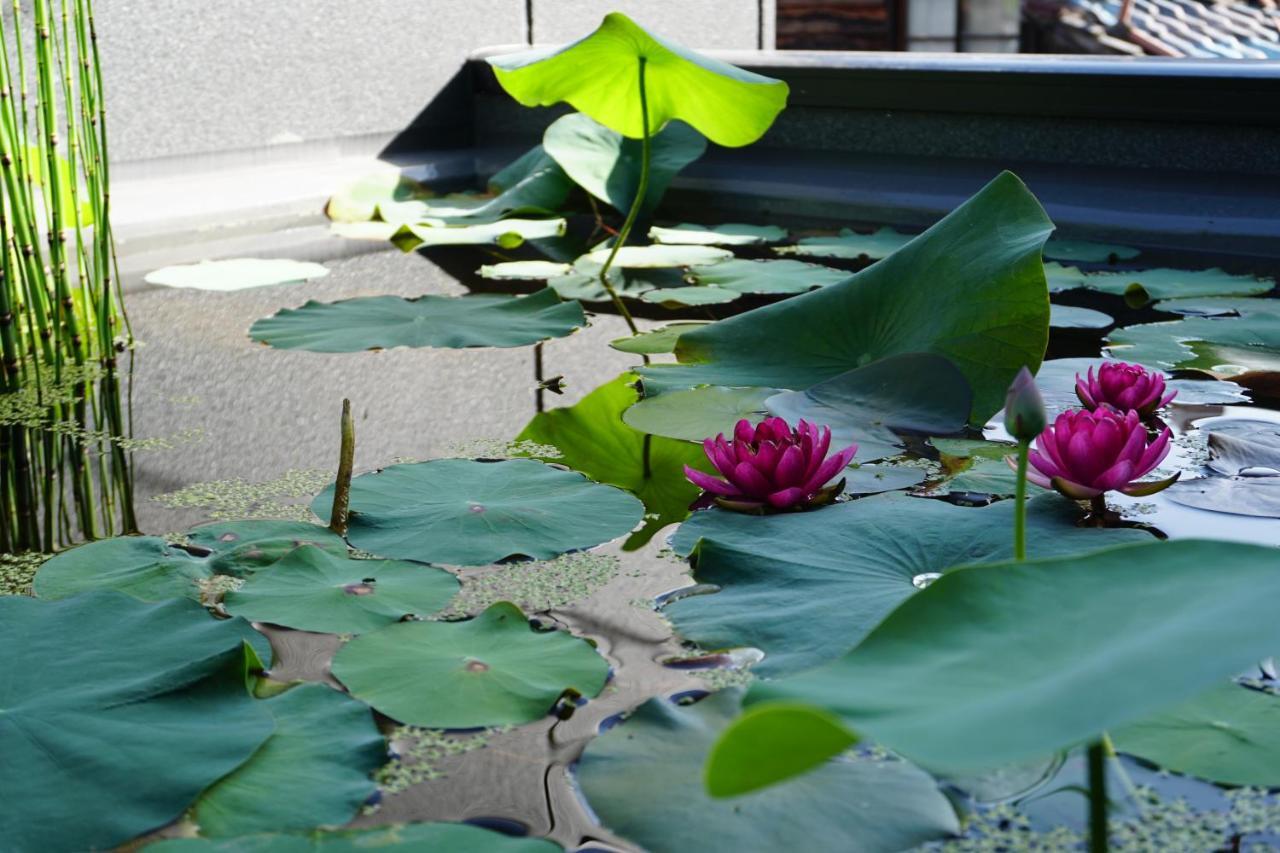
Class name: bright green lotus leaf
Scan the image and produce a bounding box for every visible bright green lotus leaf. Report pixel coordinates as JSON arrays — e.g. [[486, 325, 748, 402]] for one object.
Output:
[[639, 172, 1054, 423], [576, 690, 958, 853], [34, 520, 347, 601], [516, 374, 713, 549], [149, 822, 562, 852], [1082, 268, 1274, 306], [1044, 238, 1140, 263], [1106, 299, 1280, 375], [705, 702, 859, 797], [1033, 357, 1246, 415], [775, 227, 913, 260], [1045, 261, 1090, 292], [487, 12, 788, 147], [640, 285, 741, 307], [390, 217, 567, 252], [667, 493, 1151, 677], [0, 592, 275, 853], [744, 539, 1280, 775], [650, 223, 788, 246], [580, 243, 732, 269], [223, 545, 459, 634], [1051, 304, 1113, 329], [380, 147, 573, 224], [145, 258, 330, 292], [766, 353, 973, 461], [543, 113, 705, 214], [623, 385, 773, 442], [610, 321, 709, 354], [479, 260, 575, 280], [331, 601, 609, 728], [193, 683, 384, 837], [249, 289, 585, 353], [313, 457, 643, 565], [325, 170, 433, 223], [686, 258, 848, 295]]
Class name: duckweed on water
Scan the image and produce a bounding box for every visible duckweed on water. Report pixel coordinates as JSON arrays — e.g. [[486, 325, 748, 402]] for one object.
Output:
[[447, 437, 563, 460], [0, 553, 47, 596], [371, 726, 504, 799], [441, 552, 623, 617], [154, 469, 331, 521]]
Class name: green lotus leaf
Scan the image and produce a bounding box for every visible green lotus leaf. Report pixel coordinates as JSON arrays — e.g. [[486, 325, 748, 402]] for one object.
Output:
[[487, 12, 788, 147], [390, 217, 567, 252], [223, 545, 459, 634], [312, 457, 643, 565], [685, 258, 848, 295], [667, 493, 1152, 677], [639, 171, 1054, 423], [743, 539, 1280, 775], [765, 352, 973, 461], [775, 226, 913, 260], [1083, 267, 1274, 305], [548, 269, 653, 302], [149, 822, 562, 852], [1112, 681, 1280, 787], [640, 285, 741, 306], [843, 463, 927, 494], [928, 447, 1020, 497], [1043, 238, 1140, 263], [622, 385, 773, 442], [650, 223, 788, 246], [331, 601, 609, 728], [575, 690, 958, 853], [543, 113, 705, 214], [0, 592, 274, 852], [34, 520, 347, 602], [145, 258, 329, 292], [1106, 299, 1280, 374], [193, 683, 385, 836], [325, 169, 433, 223], [705, 702, 859, 798], [516, 374, 713, 549], [1050, 304, 1113, 329], [249, 289, 585, 353], [580, 243, 733, 268]]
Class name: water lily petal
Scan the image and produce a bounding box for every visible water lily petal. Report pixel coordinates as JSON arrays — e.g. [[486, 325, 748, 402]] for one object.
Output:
[[766, 486, 808, 508], [773, 445, 807, 489], [1119, 471, 1181, 497], [1050, 475, 1102, 499], [728, 461, 773, 498], [684, 466, 737, 496]]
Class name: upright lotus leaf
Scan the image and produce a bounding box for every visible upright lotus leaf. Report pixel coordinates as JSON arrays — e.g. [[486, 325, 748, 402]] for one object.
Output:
[[250, 289, 585, 353], [685, 258, 848, 295], [667, 493, 1151, 677], [149, 822, 563, 852], [650, 223, 789, 246], [331, 601, 609, 728], [487, 13, 789, 147], [543, 113, 706, 214], [312, 457, 643, 565], [609, 321, 709, 355], [739, 539, 1280, 776], [193, 683, 385, 836], [516, 374, 715, 549], [575, 690, 959, 853], [0, 592, 274, 852], [639, 172, 1054, 423], [145, 259, 329, 292], [775, 227, 913, 260], [34, 520, 347, 602], [765, 352, 973, 460], [223, 545, 460, 634], [622, 385, 774, 442], [1107, 300, 1280, 375]]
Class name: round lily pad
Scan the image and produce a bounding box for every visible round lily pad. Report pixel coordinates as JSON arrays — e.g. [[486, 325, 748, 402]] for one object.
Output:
[[1043, 239, 1140, 263], [686, 258, 847, 295], [622, 385, 774, 442], [331, 601, 609, 728], [1107, 299, 1280, 374], [223, 545, 459, 634], [145, 258, 329, 291], [1050, 304, 1113, 329], [580, 244, 733, 268], [844, 463, 927, 494], [1083, 268, 1273, 305], [249, 289, 585, 352], [649, 223, 788, 246], [312, 458, 644, 566], [149, 822, 562, 852], [776, 227, 913, 260], [640, 286, 741, 307], [478, 260, 574, 280]]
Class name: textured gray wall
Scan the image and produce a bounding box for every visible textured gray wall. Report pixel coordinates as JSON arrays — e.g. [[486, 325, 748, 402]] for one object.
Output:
[[532, 0, 768, 49]]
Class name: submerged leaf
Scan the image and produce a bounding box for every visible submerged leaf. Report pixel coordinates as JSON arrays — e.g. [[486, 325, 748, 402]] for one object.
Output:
[[609, 321, 709, 354]]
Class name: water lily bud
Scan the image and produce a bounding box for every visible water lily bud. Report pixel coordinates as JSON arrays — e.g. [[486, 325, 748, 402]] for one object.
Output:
[[1004, 367, 1047, 444]]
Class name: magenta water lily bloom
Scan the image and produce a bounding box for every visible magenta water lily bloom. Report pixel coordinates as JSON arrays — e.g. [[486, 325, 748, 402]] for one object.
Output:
[[1018, 407, 1179, 500], [684, 417, 857, 512], [1076, 361, 1176, 418]]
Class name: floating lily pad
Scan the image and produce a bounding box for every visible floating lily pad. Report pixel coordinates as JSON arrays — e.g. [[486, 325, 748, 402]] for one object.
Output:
[[1045, 261, 1090, 293], [1032, 357, 1247, 414], [575, 690, 959, 853], [639, 172, 1053, 423], [33, 520, 346, 602], [640, 285, 741, 306], [0, 592, 274, 852], [843, 464, 927, 494], [1154, 296, 1254, 317], [666, 493, 1150, 677], [145, 259, 329, 292], [1050, 304, 1113, 329], [609, 322, 709, 354], [622, 385, 773, 442], [580, 244, 733, 268], [331, 601, 609, 728], [1043, 239, 1140, 263], [1204, 420, 1280, 475], [930, 441, 1020, 496], [516, 375, 712, 549], [1107, 300, 1280, 375], [478, 260, 574, 280], [390, 218, 567, 252], [312, 457, 643, 565], [547, 268, 653, 302], [1164, 475, 1280, 519], [249, 289, 585, 353], [1112, 682, 1280, 788], [776, 227, 913, 260], [193, 683, 385, 836], [686, 258, 848, 295], [766, 353, 972, 461], [325, 170, 432, 223], [223, 546, 459, 634], [650, 223, 788, 246], [1083, 268, 1273, 306], [149, 822, 562, 852], [380, 147, 573, 224], [543, 113, 705, 214]]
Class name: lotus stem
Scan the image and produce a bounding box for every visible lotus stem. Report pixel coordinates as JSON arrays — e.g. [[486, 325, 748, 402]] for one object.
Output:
[[1088, 739, 1109, 853], [1014, 440, 1029, 560], [328, 398, 355, 536], [1089, 494, 1108, 527], [534, 341, 544, 413]]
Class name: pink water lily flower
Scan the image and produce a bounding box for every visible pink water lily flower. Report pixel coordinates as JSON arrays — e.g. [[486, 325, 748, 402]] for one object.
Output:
[[684, 417, 857, 512], [1014, 407, 1179, 500], [1076, 362, 1176, 418]]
